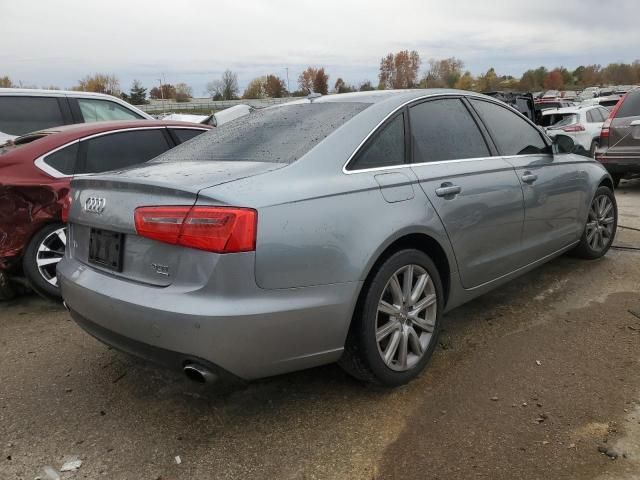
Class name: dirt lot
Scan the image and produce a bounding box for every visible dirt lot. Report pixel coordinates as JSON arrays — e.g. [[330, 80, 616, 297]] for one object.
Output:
[[1, 180, 639, 480]]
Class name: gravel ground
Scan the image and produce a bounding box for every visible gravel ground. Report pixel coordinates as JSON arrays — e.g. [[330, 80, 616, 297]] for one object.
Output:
[[1, 179, 639, 480]]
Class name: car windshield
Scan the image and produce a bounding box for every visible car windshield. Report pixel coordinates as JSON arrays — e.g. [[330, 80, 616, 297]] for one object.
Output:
[[153, 102, 369, 165]]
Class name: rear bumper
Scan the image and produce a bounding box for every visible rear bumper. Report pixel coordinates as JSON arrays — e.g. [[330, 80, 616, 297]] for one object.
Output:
[[596, 154, 640, 174], [58, 254, 360, 380], [69, 307, 241, 382]]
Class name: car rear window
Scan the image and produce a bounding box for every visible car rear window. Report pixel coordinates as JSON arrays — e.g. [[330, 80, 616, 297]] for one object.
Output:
[[153, 103, 369, 165], [616, 91, 640, 118], [547, 113, 578, 128]]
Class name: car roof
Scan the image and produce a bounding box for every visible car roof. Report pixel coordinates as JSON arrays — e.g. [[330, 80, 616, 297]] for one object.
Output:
[[541, 105, 598, 115], [0, 88, 128, 99], [280, 88, 501, 112]]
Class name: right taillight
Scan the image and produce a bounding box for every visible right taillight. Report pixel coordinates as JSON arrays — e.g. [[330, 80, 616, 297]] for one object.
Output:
[[601, 94, 626, 144], [134, 205, 257, 253]]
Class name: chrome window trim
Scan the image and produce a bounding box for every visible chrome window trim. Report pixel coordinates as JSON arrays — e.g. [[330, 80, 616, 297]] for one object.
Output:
[[33, 126, 206, 179], [342, 92, 547, 175], [34, 140, 79, 178]]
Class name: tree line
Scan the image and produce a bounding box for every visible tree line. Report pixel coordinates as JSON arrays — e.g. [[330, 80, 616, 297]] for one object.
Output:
[[2, 54, 639, 105]]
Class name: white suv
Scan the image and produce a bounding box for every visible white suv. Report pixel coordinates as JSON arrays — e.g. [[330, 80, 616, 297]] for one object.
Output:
[[0, 88, 152, 142], [541, 105, 611, 156]]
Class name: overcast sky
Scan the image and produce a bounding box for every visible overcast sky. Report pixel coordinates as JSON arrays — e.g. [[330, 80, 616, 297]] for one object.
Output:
[[3, 0, 639, 96]]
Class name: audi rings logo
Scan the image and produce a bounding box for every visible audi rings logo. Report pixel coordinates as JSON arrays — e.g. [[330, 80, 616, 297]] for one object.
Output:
[[84, 196, 107, 214]]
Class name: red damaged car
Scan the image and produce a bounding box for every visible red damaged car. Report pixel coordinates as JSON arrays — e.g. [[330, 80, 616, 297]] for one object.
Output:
[[0, 120, 211, 299]]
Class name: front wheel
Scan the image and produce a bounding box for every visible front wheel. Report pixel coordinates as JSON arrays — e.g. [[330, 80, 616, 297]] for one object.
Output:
[[571, 186, 617, 259], [22, 223, 67, 300], [339, 249, 443, 387]]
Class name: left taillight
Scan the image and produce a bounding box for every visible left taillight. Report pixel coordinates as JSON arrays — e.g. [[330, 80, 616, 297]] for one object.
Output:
[[134, 206, 257, 253], [61, 194, 72, 223]]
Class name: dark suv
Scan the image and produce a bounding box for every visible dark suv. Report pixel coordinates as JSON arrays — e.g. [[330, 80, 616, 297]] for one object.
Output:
[[596, 87, 640, 187]]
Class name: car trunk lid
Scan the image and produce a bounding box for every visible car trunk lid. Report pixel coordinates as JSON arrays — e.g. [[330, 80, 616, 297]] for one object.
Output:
[[67, 160, 285, 286]]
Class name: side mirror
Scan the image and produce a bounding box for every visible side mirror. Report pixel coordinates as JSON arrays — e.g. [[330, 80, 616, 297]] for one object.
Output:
[[553, 134, 575, 154]]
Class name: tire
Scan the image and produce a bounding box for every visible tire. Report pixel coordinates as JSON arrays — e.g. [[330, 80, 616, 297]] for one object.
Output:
[[339, 249, 444, 387], [571, 186, 617, 259], [589, 140, 598, 158], [22, 223, 67, 300]]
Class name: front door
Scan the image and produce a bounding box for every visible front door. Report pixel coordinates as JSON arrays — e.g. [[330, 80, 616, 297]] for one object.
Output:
[[469, 98, 587, 264], [408, 97, 525, 289]]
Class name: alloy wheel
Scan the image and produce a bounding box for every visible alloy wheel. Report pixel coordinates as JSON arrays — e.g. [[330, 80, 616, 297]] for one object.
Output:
[[376, 264, 437, 371], [36, 227, 67, 286], [585, 195, 615, 252]]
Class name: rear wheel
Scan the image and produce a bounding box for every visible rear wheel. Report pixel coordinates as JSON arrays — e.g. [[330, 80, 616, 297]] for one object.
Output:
[[22, 223, 67, 300], [571, 186, 617, 259], [339, 249, 443, 387], [589, 140, 598, 158]]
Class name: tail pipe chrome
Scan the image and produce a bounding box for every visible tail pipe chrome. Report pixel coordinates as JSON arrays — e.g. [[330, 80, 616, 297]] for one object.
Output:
[[183, 363, 218, 384]]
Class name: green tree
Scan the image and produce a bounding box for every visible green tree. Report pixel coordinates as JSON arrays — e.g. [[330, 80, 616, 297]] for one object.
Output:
[[334, 77, 355, 93], [129, 80, 148, 105], [359, 80, 375, 91], [422, 57, 464, 88]]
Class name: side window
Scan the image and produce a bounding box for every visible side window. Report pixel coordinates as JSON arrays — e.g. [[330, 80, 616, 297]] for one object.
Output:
[[348, 113, 405, 170], [42, 142, 79, 176], [77, 99, 142, 122], [78, 129, 170, 174], [598, 107, 611, 120], [616, 91, 640, 118], [410, 99, 490, 163], [586, 110, 596, 123], [470, 99, 548, 156], [172, 128, 206, 143], [0, 97, 66, 136]]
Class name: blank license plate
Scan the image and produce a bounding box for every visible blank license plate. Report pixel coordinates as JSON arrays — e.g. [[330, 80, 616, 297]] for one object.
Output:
[[88, 228, 124, 272]]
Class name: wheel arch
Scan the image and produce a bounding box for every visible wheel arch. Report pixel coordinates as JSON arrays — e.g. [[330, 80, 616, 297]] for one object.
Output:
[[355, 229, 454, 315]]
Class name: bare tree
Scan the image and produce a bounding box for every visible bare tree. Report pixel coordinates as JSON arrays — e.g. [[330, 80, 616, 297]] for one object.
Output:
[[175, 83, 193, 102], [207, 70, 239, 100]]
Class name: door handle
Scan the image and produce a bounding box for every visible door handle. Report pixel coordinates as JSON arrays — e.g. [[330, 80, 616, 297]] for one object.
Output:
[[435, 184, 462, 197], [521, 172, 538, 184]]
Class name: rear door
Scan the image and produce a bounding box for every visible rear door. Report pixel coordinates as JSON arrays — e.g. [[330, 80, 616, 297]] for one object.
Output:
[[469, 98, 587, 264], [608, 90, 640, 160], [408, 97, 525, 289], [75, 128, 173, 174], [0, 96, 73, 137]]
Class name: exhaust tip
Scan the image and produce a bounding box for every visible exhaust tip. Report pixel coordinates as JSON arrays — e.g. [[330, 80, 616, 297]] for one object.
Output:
[[183, 363, 218, 384]]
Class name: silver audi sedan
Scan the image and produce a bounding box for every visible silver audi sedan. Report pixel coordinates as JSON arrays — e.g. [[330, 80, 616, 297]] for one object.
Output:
[[58, 89, 617, 387]]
